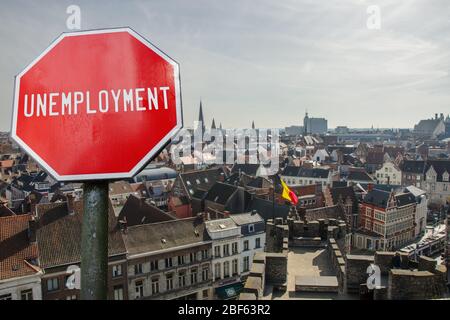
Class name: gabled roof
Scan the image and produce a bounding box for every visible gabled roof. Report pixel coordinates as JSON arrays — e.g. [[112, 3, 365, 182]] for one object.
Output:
[[204, 182, 238, 205], [122, 217, 209, 255], [109, 181, 135, 196], [425, 160, 450, 182], [118, 195, 175, 227], [0, 214, 39, 280], [36, 200, 126, 269]]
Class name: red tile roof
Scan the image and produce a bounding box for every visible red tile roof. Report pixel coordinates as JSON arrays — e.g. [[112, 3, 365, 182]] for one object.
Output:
[[0, 214, 39, 280]]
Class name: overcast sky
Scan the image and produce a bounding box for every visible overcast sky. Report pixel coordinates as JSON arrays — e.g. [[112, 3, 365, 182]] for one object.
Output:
[[1, 0, 449, 131]]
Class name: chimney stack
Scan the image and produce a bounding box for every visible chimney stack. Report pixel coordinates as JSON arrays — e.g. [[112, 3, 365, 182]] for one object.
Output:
[[28, 217, 36, 243], [435, 113, 438, 120], [67, 194, 75, 215]]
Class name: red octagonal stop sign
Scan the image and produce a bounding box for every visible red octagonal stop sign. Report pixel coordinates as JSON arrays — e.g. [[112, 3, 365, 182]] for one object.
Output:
[[11, 28, 182, 181]]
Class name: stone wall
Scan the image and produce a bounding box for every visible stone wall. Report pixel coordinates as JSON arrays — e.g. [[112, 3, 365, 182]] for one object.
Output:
[[345, 254, 374, 294], [328, 238, 346, 292], [265, 253, 288, 288]]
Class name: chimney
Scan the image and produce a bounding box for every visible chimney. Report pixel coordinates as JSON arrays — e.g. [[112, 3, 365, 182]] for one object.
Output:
[[28, 217, 36, 243], [67, 194, 75, 215], [29, 193, 38, 217], [440, 113, 444, 120], [435, 113, 438, 120], [119, 216, 127, 233]]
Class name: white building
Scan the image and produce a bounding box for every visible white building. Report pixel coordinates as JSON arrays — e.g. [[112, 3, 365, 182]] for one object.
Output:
[[423, 161, 450, 205], [205, 218, 242, 299], [0, 274, 42, 300], [404, 186, 428, 237], [281, 166, 334, 187], [375, 161, 402, 185], [228, 212, 265, 279]]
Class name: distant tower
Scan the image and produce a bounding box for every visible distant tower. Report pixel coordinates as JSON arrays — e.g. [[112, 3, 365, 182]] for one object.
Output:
[[198, 100, 205, 131], [219, 123, 222, 130], [303, 110, 309, 135], [211, 118, 216, 129], [252, 121, 255, 129]]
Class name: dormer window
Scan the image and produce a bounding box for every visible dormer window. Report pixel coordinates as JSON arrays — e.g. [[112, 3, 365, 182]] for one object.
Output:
[[443, 171, 449, 182], [248, 224, 255, 233]]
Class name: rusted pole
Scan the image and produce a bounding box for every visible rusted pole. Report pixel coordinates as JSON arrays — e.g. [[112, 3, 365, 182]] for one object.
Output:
[[81, 181, 109, 300]]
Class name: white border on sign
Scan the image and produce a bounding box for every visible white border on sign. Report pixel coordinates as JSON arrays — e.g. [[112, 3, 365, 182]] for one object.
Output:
[[10, 27, 183, 182]]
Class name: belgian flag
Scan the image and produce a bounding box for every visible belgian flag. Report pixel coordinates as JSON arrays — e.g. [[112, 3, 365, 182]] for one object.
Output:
[[273, 175, 298, 205]]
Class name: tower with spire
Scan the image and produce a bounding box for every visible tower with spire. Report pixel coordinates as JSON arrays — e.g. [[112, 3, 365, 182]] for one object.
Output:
[[211, 118, 216, 129], [252, 121, 255, 129], [198, 100, 205, 131]]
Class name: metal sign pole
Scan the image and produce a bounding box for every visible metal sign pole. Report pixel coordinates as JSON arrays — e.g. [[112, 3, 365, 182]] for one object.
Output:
[[80, 181, 109, 300]]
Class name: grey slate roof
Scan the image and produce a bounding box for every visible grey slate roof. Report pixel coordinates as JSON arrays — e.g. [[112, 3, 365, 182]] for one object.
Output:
[[282, 166, 330, 179], [122, 217, 210, 255], [228, 212, 264, 225]]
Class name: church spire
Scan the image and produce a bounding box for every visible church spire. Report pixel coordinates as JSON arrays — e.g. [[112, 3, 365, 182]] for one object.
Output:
[[198, 100, 205, 131], [219, 122, 222, 130], [252, 121, 255, 129], [211, 118, 216, 129]]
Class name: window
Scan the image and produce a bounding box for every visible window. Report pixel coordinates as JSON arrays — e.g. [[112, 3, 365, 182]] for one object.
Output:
[[190, 269, 198, 284], [47, 277, 59, 292], [112, 264, 122, 277], [232, 259, 238, 275], [232, 242, 238, 254], [134, 263, 143, 275], [178, 255, 185, 265], [202, 289, 209, 299], [201, 249, 209, 260], [150, 260, 159, 271], [223, 244, 230, 256], [214, 246, 221, 257], [135, 280, 144, 299], [244, 240, 249, 251], [166, 274, 174, 290], [190, 252, 197, 263], [202, 266, 209, 282], [223, 261, 230, 278], [0, 294, 12, 300], [20, 289, 33, 300], [151, 278, 159, 294], [165, 257, 173, 269], [178, 272, 186, 287], [248, 224, 255, 233], [214, 263, 221, 280], [243, 256, 250, 272], [255, 238, 261, 249], [113, 285, 124, 300]]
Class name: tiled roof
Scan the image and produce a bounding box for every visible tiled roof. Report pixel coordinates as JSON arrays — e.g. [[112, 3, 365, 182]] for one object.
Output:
[[122, 217, 210, 255], [118, 195, 175, 227], [204, 182, 238, 205], [228, 212, 264, 225], [399, 160, 425, 174], [363, 189, 391, 208], [304, 205, 345, 222], [36, 200, 126, 269], [347, 170, 373, 182], [0, 214, 39, 280], [109, 181, 135, 196]]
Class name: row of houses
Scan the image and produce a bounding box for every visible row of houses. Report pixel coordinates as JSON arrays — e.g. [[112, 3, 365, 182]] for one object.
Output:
[[0, 196, 265, 300]]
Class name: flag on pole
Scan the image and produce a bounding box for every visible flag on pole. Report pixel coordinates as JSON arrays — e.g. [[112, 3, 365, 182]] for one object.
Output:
[[273, 175, 298, 205]]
